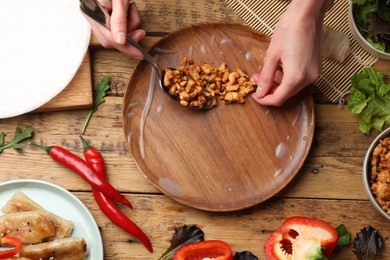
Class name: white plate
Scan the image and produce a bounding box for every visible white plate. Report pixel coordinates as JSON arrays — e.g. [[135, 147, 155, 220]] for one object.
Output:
[[0, 179, 103, 260], [0, 0, 91, 119]]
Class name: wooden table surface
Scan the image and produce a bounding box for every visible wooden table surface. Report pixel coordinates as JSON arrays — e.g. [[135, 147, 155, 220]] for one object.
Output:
[[1, 0, 390, 259]]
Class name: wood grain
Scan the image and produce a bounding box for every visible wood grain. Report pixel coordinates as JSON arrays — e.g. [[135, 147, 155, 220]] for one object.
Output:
[[1, 0, 390, 259], [73, 193, 390, 259], [0, 99, 374, 198], [122, 23, 315, 211]]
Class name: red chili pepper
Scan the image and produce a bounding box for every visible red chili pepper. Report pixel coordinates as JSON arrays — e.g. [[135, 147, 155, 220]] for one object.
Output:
[[79, 136, 153, 253], [173, 240, 233, 260], [264, 216, 339, 260], [0, 236, 22, 259], [34, 144, 132, 209]]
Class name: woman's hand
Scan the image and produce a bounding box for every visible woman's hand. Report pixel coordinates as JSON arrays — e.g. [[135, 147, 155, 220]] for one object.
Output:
[[82, 0, 146, 60], [252, 0, 333, 106]]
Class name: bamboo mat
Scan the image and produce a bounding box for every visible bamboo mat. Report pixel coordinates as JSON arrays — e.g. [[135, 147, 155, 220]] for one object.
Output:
[[222, 0, 378, 103]]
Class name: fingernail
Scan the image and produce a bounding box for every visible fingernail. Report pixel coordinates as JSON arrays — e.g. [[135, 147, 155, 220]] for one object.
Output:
[[253, 73, 260, 83], [256, 86, 263, 98], [116, 32, 126, 45]]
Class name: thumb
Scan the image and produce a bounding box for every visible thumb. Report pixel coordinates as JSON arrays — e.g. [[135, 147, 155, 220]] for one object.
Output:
[[111, 0, 129, 45], [253, 54, 280, 98]]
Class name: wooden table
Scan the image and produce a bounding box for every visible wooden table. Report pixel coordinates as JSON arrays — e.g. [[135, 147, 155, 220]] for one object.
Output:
[[1, 0, 390, 259]]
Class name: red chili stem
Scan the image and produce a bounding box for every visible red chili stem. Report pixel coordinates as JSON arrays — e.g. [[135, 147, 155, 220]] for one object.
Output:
[[0, 236, 23, 258], [80, 136, 153, 253], [34, 143, 132, 209]]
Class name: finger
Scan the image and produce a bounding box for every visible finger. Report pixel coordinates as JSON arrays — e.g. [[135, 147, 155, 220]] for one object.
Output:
[[253, 52, 280, 98], [97, 0, 112, 10], [252, 79, 304, 107], [252, 86, 291, 107], [127, 2, 142, 32], [273, 69, 283, 85], [111, 0, 129, 45], [114, 29, 146, 59], [88, 11, 145, 60]]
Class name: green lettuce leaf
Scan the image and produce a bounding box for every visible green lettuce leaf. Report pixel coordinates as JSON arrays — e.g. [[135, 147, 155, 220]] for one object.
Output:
[[348, 67, 390, 135]]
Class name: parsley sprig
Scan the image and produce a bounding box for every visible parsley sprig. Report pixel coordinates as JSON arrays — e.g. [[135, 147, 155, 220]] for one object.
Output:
[[81, 76, 111, 134], [0, 127, 33, 153]]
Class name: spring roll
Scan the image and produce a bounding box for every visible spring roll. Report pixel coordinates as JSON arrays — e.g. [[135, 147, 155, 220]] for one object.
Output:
[[0, 211, 57, 244], [2, 192, 73, 240], [19, 237, 87, 260]]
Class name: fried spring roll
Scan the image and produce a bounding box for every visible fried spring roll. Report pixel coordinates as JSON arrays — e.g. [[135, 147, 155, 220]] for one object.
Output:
[[0, 211, 57, 244], [19, 237, 87, 260], [1, 192, 42, 213], [2, 192, 73, 240]]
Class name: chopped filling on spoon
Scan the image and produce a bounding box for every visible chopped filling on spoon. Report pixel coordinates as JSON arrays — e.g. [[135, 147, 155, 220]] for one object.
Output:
[[162, 58, 256, 109]]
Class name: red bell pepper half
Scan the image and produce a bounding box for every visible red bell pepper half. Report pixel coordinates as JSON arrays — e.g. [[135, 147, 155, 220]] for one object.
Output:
[[264, 216, 338, 260], [0, 236, 22, 259], [173, 240, 233, 260]]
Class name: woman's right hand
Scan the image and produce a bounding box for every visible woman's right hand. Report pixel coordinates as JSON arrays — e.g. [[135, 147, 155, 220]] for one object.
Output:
[[82, 0, 146, 60], [252, 0, 333, 106]]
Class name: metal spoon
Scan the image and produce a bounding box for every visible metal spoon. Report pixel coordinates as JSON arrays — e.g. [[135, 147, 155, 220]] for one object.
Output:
[[79, 0, 211, 109]]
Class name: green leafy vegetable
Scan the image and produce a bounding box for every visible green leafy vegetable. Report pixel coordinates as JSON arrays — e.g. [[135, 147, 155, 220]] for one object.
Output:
[[333, 224, 351, 253], [0, 127, 33, 153], [81, 76, 111, 134], [352, 226, 384, 260], [347, 67, 390, 135], [352, 0, 390, 53], [158, 225, 204, 260], [376, 0, 390, 23]]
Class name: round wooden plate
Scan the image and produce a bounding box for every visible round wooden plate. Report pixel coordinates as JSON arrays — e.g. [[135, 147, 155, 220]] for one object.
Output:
[[122, 23, 315, 212]]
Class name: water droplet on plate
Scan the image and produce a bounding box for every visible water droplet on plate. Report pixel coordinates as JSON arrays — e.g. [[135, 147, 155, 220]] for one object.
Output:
[[156, 105, 164, 113], [275, 142, 288, 159], [274, 168, 283, 177], [245, 51, 255, 61]]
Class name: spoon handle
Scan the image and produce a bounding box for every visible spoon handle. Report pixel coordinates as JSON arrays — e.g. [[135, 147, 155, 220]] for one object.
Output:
[[125, 36, 160, 73]]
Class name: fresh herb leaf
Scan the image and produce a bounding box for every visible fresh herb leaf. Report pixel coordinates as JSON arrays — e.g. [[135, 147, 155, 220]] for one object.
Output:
[[352, 226, 384, 260], [234, 251, 259, 260], [159, 225, 205, 260], [81, 76, 111, 134], [0, 132, 5, 146], [347, 67, 390, 135], [333, 224, 351, 253], [0, 127, 33, 153]]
